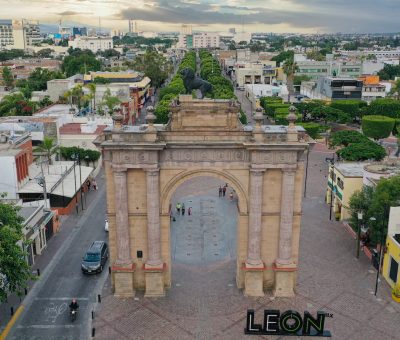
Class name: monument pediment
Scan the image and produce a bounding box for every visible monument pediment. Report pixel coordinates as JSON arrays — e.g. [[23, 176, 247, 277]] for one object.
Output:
[[168, 95, 241, 132]]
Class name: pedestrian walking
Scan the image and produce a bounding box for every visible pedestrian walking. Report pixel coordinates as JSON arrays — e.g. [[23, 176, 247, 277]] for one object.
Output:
[[92, 180, 98, 191], [181, 203, 185, 216], [176, 202, 181, 215], [222, 186, 226, 197], [229, 191, 234, 201], [86, 179, 91, 192], [188, 207, 192, 216], [218, 186, 222, 197]]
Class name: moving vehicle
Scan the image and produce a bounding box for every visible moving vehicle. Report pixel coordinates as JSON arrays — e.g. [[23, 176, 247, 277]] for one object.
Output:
[[81, 241, 108, 274], [70, 308, 77, 322]]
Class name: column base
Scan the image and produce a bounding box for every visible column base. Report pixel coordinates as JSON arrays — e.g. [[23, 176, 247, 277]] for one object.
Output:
[[243, 262, 265, 297], [144, 263, 166, 298], [273, 262, 297, 298], [112, 263, 136, 298]]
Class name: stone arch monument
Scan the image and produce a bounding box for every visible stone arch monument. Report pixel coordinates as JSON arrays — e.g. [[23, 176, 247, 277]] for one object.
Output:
[[95, 95, 308, 298]]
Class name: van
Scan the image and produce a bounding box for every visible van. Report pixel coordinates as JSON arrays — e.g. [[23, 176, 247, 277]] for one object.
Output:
[[81, 241, 108, 274]]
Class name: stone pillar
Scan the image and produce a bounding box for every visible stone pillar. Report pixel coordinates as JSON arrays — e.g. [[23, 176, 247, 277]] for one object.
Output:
[[146, 168, 162, 266], [274, 168, 297, 297], [112, 167, 135, 297], [144, 168, 165, 297], [244, 168, 265, 297], [246, 169, 264, 266]]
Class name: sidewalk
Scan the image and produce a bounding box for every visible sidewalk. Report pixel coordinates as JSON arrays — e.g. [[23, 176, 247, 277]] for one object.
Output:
[[0, 170, 106, 333]]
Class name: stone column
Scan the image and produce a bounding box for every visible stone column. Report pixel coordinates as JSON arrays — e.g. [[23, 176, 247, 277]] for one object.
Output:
[[274, 168, 297, 298], [113, 168, 132, 266], [246, 169, 265, 266], [145, 168, 162, 267], [244, 168, 265, 297], [277, 169, 296, 265], [113, 167, 135, 298], [144, 168, 165, 297]]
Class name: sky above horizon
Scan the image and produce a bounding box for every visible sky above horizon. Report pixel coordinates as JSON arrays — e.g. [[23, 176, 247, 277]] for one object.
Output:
[[0, 0, 399, 34]]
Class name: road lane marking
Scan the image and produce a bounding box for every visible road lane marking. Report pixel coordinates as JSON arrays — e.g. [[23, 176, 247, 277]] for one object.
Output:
[[34, 297, 90, 301], [16, 324, 77, 329], [0, 305, 24, 340]]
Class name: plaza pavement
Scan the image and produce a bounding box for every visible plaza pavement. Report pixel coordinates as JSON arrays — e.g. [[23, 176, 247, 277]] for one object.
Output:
[[92, 144, 400, 340]]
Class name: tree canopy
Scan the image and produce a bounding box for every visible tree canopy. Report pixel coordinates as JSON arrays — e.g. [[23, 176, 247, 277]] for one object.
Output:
[[0, 201, 34, 302], [61, 49, 101, 77]]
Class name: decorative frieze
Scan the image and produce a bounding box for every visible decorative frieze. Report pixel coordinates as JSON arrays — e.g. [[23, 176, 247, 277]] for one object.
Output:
[[251, 151, 297, 165], [160, 149, 249, 163], [113, 151, 158, 165]]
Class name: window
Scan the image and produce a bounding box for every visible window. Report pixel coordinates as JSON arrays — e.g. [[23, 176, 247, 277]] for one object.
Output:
[[390, 257, 399, 283], [337, 177, 344, 190]]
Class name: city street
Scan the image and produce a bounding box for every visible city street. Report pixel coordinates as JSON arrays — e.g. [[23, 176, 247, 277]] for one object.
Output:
[[6, 177, 108, 340]]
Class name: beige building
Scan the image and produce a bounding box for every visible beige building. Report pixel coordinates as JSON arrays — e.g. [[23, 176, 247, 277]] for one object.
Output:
[[95, 96, 308, 298]]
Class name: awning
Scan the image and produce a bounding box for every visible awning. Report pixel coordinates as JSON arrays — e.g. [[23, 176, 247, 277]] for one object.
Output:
[[18, 164, 93, 198]]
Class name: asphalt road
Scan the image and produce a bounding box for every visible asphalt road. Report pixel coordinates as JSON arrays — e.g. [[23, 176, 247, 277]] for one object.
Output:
[[8, 188, 108, 340]]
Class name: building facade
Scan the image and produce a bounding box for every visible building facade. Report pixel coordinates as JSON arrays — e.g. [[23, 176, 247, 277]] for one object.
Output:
[[296, 60, 362, 80], [68, 36, 113, 53], [383, 207, 400, 289]]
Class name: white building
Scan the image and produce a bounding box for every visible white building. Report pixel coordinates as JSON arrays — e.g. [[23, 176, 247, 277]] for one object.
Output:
[[68, 36, 113, 53], [1, 19, 41, 50], [362, 84, 387, 103], [0, 19, 13, 49], [193, 33, 220, 49], [245, 84, 289, 106]]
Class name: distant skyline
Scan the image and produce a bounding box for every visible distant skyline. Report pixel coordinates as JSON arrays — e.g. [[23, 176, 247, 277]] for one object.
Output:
[[0, 0, 399, 34]]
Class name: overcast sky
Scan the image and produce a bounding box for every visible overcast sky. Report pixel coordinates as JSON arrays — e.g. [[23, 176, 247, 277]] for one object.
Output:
[[1, 0, 399, 33]]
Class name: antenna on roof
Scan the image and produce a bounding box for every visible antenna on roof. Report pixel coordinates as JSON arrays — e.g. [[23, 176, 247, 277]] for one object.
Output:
[[98, 16, 101, 35]]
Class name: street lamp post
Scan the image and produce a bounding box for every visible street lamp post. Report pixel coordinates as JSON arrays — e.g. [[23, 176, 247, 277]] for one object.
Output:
[[356, 211, 363, 259], [72, 158, 78, 214], [72, 152, 84, 211], [370, 216, 385, 296]]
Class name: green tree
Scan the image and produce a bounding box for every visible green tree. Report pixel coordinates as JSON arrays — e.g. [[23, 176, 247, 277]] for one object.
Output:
[[348, 186, 374, 232], [377, 64, 400, 80], [101, 88, 120, 115], [365, 98, 400, 118], [336, 140, 386, 161], [369, 176, 400, 244], [330, 100, 363, 120], [362, 115, 395, 140], [282, 58, 299, 101], [271, 50, 294, 66], [35, 137, 57, 165], [2, 66, 14, 89], [0, 201, 34, 302], [131, 50, 172, 88], [35, 48, 54, 59], [389, 79, 400, 100], [61, 49, 101, 77], [16, 68, 64, 98], [85, 83, 97, 113], [329, 130, 369, 147], [0, 93, 35, 117]]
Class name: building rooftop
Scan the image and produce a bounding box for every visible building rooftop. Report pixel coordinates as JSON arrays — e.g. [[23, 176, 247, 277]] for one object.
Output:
[[335, 162, 366, 177], [59, 123, 107, 135], [18, 206, 39, 222]]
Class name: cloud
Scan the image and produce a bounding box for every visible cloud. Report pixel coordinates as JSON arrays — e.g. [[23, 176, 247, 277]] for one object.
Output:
[[115, 0, 400, 32]]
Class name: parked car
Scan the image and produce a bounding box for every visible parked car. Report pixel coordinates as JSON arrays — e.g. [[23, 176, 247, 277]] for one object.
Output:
[[81, 241, 108, 274]]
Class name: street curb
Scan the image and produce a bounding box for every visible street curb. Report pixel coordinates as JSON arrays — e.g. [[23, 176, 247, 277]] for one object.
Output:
[[6, 185, 106, 339], [0, 306, 24, 340]]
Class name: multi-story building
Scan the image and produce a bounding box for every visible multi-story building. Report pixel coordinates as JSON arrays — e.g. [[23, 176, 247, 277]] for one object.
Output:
[[234, 62, 278, 88], [68, 36, 113, 53], [383, 206, 400, 290], [192, 33, 219, 48], [177, 31, 219, 49], [0, 131, 32, 200], [72, 27, 87, 37], [358, 75, 387, 103], [301, 77, 363, 101], [296, 60, 362, 80], [0, 59, 61, 83], [0, 19, 14, 49], [0, 19, 41, 50]]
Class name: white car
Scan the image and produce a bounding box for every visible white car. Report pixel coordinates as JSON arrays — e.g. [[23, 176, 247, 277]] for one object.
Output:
[[104, 219, 109, 232]]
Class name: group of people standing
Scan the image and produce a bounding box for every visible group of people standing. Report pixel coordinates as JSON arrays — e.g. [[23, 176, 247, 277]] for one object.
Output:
[[175, 202, 192, 216], [219, 183, 234, 201]]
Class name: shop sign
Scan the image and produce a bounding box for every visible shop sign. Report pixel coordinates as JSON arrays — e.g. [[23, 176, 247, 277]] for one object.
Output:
[[244, 309, 332, 337]]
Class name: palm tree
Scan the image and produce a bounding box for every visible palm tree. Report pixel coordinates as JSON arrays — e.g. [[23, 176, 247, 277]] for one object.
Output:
[[86, 83, 97, 113], [282, 58, 299, 102], [35, 137, 57, 165], [389, 79, 400, 100], [101, 89, 121, 116]]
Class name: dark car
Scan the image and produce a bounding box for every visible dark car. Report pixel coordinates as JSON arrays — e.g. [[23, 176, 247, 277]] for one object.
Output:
[[81, 241, 108, 274]]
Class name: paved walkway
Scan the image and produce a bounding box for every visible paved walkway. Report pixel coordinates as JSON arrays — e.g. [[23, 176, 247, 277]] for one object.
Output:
[[92, 148, 400, 340], [0, 171, 106, 334]]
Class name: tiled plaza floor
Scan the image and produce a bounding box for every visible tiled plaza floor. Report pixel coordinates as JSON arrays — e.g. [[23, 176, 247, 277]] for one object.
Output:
[[93, 146, 400, 339]]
